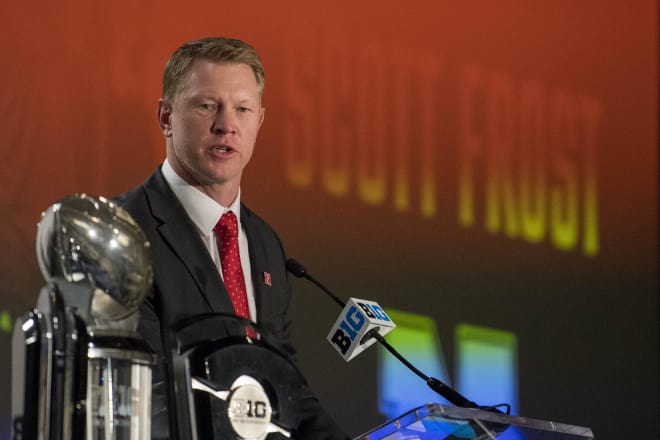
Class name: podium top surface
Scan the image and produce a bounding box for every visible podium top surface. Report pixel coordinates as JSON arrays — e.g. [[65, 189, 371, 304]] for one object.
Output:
[[356, 403, 594, 440]]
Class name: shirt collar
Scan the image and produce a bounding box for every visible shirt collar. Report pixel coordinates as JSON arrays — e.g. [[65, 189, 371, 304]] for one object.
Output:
[[162, 159, 242, 236]]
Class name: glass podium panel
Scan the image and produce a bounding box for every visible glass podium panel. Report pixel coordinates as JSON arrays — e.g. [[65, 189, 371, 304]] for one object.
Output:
[[356, 404, 594, 440]]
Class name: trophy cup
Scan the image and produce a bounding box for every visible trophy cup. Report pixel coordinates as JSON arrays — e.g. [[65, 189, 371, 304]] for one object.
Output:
[[11, 194, 155, 440]]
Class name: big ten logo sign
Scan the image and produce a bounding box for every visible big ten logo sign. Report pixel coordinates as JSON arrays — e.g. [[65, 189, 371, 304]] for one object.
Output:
[[228, 399, 268, 419], [327, 298, 396, 361], [227, 382, 273, 438]]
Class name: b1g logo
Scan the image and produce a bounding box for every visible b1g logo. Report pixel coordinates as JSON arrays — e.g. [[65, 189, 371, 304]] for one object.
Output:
[[330, 305, 365, 354], [228, 398, 268, 419], [358, 302, 391, 321], [327, 298, 396, 361], [227, 382, 273, 438], [192, 375, 291, 439]]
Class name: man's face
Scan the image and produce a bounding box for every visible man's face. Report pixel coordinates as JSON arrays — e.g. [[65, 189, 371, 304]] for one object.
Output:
[[159, 60, 264, 195]]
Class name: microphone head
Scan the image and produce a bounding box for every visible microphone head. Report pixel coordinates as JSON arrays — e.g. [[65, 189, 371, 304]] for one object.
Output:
[[327, 298, 396, 362], [285, 258, 307, 278]]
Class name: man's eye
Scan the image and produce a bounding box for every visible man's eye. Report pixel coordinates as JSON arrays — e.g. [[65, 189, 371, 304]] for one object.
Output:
[[200, 103, 214, 110], [237, 106, 251, 113]]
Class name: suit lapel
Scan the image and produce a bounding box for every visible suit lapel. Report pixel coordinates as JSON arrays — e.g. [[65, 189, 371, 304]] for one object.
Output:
[[144, 169, 234, 313], [241, 205, 271, 321]]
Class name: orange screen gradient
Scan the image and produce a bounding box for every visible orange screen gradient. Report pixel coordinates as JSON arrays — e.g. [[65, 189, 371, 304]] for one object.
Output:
[[0, 1, 657, 438]]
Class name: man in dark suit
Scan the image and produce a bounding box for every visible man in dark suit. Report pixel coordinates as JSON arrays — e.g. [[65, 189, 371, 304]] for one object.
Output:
[[116, 37, 348, 439]]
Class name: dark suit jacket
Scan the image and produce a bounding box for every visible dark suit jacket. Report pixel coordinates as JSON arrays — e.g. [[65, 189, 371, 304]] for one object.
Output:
[[116, 167, 348, 439]]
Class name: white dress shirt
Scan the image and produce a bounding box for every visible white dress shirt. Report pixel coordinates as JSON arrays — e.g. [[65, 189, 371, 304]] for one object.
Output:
[[161, 159, 257, 322]]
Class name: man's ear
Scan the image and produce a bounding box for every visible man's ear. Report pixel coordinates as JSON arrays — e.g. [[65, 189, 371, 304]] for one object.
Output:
[[158, 99, 173, 137]]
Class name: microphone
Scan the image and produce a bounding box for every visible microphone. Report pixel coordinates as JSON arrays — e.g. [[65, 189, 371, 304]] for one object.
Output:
[[286, 258, 482, 410]]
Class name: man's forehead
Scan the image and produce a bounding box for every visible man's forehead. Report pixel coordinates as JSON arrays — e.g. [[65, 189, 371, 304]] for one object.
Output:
[[173, 60, 261, 99]]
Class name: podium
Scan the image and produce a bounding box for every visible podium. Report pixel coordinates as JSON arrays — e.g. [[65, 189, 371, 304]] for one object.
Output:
[[356, 403, 594, 440]]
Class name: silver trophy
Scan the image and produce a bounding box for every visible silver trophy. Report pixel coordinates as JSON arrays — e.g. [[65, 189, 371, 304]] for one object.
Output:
[[12, 194, 155, 440]]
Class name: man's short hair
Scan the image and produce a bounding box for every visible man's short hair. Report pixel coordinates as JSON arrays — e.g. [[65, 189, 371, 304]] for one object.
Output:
[[162, 37, 265, 101]]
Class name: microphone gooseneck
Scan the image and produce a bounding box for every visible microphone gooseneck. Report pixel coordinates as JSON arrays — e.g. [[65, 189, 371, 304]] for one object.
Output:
[[286, 259, 346, 309], [285, 257, 483, 410]]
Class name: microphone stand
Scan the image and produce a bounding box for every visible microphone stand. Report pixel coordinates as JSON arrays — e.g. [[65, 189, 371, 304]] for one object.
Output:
[[286, 258, 483, 410]]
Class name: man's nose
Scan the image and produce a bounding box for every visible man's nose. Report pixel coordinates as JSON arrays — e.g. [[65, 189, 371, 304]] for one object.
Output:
[[212, 110, 237, 134]]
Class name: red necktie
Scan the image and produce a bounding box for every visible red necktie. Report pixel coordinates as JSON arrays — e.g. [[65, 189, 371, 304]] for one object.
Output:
[[214, 211, 250, 323]]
